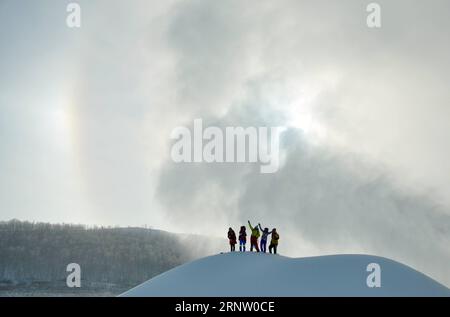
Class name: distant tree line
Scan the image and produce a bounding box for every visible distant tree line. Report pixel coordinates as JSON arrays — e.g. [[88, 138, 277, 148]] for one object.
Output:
[[0, 220, 220, 288]]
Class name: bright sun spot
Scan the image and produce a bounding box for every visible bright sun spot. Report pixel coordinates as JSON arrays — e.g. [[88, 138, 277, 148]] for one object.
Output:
[[285, 70, 341, 143], [47, 95, 73, 151], [287, 89, 326, 142]]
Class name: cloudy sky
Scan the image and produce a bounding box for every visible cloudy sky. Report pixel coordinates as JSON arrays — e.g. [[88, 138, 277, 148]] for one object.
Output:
[[0, 0, 449, 286]]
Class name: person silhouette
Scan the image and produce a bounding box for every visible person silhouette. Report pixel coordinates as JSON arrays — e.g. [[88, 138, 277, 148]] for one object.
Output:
[[228, 227, 237, 252], [248, 220, 260, 252], [268, 228, 279, 254], [258, 223, 273, 253], [238, 226, 247, 252]]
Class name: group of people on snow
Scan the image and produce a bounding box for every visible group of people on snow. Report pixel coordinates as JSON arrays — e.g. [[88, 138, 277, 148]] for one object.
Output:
[[227, 221, 280, 254]]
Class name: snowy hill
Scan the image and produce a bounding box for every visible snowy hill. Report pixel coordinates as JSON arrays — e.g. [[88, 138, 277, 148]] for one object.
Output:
[[120, 252, 450, 297]]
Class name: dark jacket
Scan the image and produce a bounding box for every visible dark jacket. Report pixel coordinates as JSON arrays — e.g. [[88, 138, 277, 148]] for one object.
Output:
[[239, 229, 247, 242], [228, 230, 237, 244]]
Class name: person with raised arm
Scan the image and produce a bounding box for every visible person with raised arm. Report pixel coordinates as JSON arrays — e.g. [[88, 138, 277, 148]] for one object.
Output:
[[258, 223, 273, 253], [248, 220, 260, 252]]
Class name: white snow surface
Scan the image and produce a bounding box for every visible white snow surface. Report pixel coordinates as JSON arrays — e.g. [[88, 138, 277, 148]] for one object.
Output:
[[121, 252, 449, 297]]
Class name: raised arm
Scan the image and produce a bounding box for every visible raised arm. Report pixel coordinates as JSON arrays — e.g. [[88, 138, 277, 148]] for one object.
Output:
[[258, 223, 263, 231], [248, 220, 253, 231]]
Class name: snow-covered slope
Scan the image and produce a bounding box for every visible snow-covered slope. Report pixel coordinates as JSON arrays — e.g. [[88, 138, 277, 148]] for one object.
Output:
[[120, 252, 449, 297]]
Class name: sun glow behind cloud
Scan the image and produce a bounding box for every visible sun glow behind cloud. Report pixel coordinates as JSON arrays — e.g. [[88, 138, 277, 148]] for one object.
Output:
[[283, 70, 342, 144]]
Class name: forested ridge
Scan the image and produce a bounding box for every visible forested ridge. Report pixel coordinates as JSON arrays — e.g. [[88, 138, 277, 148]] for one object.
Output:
[[0, 219, 221, 292]]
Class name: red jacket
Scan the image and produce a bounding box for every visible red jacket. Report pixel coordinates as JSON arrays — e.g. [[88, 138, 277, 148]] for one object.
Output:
[[228, 230, 237, 244]]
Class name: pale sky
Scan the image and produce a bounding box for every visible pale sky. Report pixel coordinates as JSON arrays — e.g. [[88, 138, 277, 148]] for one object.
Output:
[[0, 0, 449, 286]]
